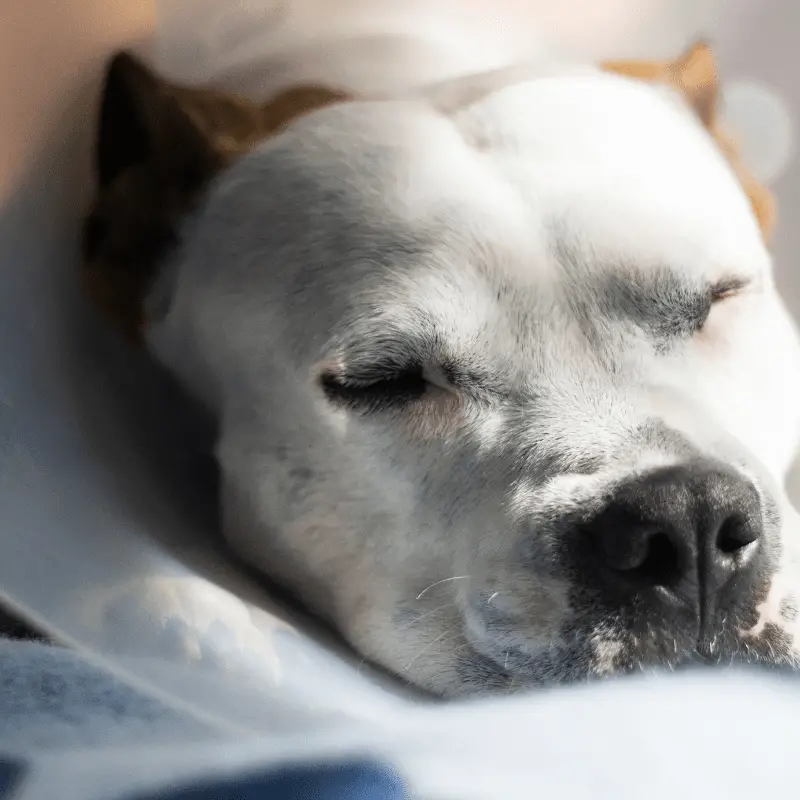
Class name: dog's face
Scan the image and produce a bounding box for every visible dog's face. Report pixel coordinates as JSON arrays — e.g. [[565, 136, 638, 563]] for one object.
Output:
[[85, 45, 800, 696]]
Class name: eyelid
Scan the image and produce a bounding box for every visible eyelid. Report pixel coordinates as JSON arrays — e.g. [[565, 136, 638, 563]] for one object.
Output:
[[319, 365, 428, 409], [710, 276, 751, 302], [325, 356, 501, 407]]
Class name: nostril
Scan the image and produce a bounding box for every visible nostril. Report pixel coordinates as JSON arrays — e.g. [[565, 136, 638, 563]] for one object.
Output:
[[715, 515, 759, 554], [634, 531, 682, 586], [596, 524, 683, 588]]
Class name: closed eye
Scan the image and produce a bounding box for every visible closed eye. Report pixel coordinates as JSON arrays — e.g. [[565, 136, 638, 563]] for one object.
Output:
[[320, 364, 430, 411], [709, 276, 750, 304], [695, 276, 751, 333], [318, 349, 499, 411], [607, 270, 752, 341]]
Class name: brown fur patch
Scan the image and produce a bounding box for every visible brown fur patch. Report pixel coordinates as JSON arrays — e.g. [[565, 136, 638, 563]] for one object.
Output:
[[602, 41, 776, 242], [82, 51, 349, 342]]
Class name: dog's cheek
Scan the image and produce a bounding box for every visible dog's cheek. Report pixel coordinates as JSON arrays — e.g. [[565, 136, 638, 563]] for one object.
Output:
[[690, 295, 749, 356], [740, 531, 800, 658], [684, 292, 800, 481], [777, 540, 800, 655]]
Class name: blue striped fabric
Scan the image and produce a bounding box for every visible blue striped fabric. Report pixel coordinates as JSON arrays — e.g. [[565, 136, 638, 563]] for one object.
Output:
[[127, 762, 406, 800]]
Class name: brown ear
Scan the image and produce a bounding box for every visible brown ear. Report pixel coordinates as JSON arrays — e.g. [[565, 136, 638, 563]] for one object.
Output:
[[95, 52, 226, 193], [601, 41, 718, 126], [83, 52, 222, 342], [668, 41, 719, 128], [83, 51, 349, 342], [602, 41, 776, 242]]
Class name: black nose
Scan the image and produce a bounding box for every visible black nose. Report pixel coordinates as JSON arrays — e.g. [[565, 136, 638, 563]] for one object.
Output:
[[582, 464, 763, 611]]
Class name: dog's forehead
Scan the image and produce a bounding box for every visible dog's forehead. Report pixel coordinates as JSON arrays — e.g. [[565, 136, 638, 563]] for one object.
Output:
[[281, 73, 766, 289], [458, 74, 767, 277], [201, 71, 770, 362], [465, 75, 767, 274]]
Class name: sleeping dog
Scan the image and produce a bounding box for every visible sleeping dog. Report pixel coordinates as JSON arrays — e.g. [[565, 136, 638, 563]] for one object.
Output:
[[82, 39, 800, 696]]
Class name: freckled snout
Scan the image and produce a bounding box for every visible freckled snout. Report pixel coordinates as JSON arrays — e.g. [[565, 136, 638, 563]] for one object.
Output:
[[577, 463, 764, 626]]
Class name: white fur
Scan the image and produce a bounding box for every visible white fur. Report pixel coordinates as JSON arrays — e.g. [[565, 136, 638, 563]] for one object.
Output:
[[145, 47, 800, 695]]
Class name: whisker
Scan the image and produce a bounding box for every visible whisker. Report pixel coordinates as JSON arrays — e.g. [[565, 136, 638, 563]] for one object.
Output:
[[416, 575, 470, 600], [403, 630, 457, 671], [399, 601, 457, 631], [487, 591, 499, 604]]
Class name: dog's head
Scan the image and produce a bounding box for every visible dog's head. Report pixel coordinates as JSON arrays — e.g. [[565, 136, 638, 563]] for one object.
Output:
[[84, 44, 800, 696]]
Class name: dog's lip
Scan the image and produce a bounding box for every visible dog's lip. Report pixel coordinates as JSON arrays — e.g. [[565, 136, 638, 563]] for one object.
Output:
[[461, 578, 788, 682], [462, 602, 586, 681], [461, 605, 519, 675], [461, 617, 751, 684], [463, 594, 703, 679]]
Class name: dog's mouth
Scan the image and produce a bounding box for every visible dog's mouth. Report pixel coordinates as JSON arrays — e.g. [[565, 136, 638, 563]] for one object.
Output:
[[456, 586, 799, 692], [459, 631, 794, 693]]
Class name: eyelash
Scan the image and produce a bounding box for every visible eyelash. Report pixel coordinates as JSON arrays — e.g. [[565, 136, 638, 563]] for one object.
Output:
[[320, 365, 430, 410], [710, 278, 748, 304], [698, 278, 748, 327]]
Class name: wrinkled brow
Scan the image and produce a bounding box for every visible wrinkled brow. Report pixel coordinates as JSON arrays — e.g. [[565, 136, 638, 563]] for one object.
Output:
[[552, 233, 751, 342], [597, 267, 750, 339]]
